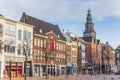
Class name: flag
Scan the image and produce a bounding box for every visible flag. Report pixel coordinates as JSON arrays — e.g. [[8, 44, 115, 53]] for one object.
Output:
[[51, 41, 55, 51]]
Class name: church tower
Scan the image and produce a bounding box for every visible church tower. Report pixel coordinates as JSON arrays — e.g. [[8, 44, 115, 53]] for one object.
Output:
[[83, 9, 96, 39]]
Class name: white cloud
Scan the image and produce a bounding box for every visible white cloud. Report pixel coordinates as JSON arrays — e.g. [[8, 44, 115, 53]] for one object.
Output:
[[0, 0, 120, 48], [0, 0, 120, 21]]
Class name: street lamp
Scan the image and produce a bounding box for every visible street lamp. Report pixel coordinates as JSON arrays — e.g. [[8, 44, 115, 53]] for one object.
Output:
[[65, 46, 68, 78], [9, 60, 12, 80]]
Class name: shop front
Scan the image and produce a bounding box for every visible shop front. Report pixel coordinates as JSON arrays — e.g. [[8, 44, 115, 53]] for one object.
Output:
[[34, 65, 40, 76], [48, 65, 55, 76], [34, 64, 55, 76], [4, 62, 22, 77], [72, 63, 77, 75], [67, 63, 72, 75], [60, 65, 66, 75], [34, 64, 45, 76], [56, 65, 60, 76], [24, 61, 32, 77]]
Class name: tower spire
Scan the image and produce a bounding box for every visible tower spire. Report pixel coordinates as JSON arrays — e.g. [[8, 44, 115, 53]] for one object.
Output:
[[86, 8, 92, 23], [83, 9, 96, 39]]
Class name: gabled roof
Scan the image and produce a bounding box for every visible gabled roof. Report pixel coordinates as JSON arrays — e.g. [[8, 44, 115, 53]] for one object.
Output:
[[70, 37, 77, 41], [115, 45, 120, 51], [0, 14, 3, 17], [20, 12, 65, 41], [101, 43, 114, 50]]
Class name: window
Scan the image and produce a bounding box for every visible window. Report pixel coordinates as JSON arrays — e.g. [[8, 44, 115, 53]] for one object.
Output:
[[41, 40, 43, 47], [40, 29, 42, 33], [18, 44, 21, 55], [37, 50, 40, 60], [39, 39, 41, 47], [5, 35, 15, 41], [72, 45, 76, 48], [56, 43, 58, 50], [18, 30, 21, 41], [117, 53, 120, 58], [34, 50, 37, 60], [117, 60, 119, 64], [34, 38, 37, 46], [37, 39, 39, 46], [23, 31, 27, 41], [28, 32, 31, 42], [4, 45, 15, 53], [5, 23, 16, 32], [44, 39, 46, 47]]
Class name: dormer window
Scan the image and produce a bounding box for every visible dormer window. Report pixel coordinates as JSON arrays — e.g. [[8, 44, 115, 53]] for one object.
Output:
[[40, 29, 42, 33], [58, 35, 60, 38], [51, 36, 53, 39]]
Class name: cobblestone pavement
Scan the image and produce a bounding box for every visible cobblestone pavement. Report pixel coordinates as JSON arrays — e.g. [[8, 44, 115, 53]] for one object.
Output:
[[0, 75, 120, 80], [63, 75, 120, 80]]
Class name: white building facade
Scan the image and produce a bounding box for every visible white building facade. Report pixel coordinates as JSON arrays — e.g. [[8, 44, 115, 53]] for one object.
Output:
[[0, 16, 34, 78]]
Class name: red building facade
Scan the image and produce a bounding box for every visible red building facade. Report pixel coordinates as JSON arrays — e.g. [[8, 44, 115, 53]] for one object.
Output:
[[20, 13, 66, 76]]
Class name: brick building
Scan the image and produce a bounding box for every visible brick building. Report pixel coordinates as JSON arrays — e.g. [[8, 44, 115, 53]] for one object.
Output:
[[20, 13, 67, 76], [115, 45, 120, 73], [63, 30, 78, 75], [102, 42, 115, 74], [77, 37, 87, 74], [81, 9, 102, 75]]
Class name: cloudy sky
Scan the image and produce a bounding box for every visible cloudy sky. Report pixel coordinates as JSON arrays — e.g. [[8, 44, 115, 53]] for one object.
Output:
[[0, 0, 120, 49]]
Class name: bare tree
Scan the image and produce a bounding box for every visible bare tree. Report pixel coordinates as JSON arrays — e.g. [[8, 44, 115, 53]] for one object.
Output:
[[17, 31, 32, 80], [44, 40, 52, 79]]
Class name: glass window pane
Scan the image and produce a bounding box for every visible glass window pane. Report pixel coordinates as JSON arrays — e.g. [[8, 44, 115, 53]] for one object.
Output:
[[18, 30, 21, 41], [28, 32, 31, 42]]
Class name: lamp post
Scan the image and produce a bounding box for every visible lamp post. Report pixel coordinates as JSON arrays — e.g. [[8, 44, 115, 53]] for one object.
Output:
[[65, 51, 68, 78], [9, 60, 12, 80], [65, 45, 68, 78]]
